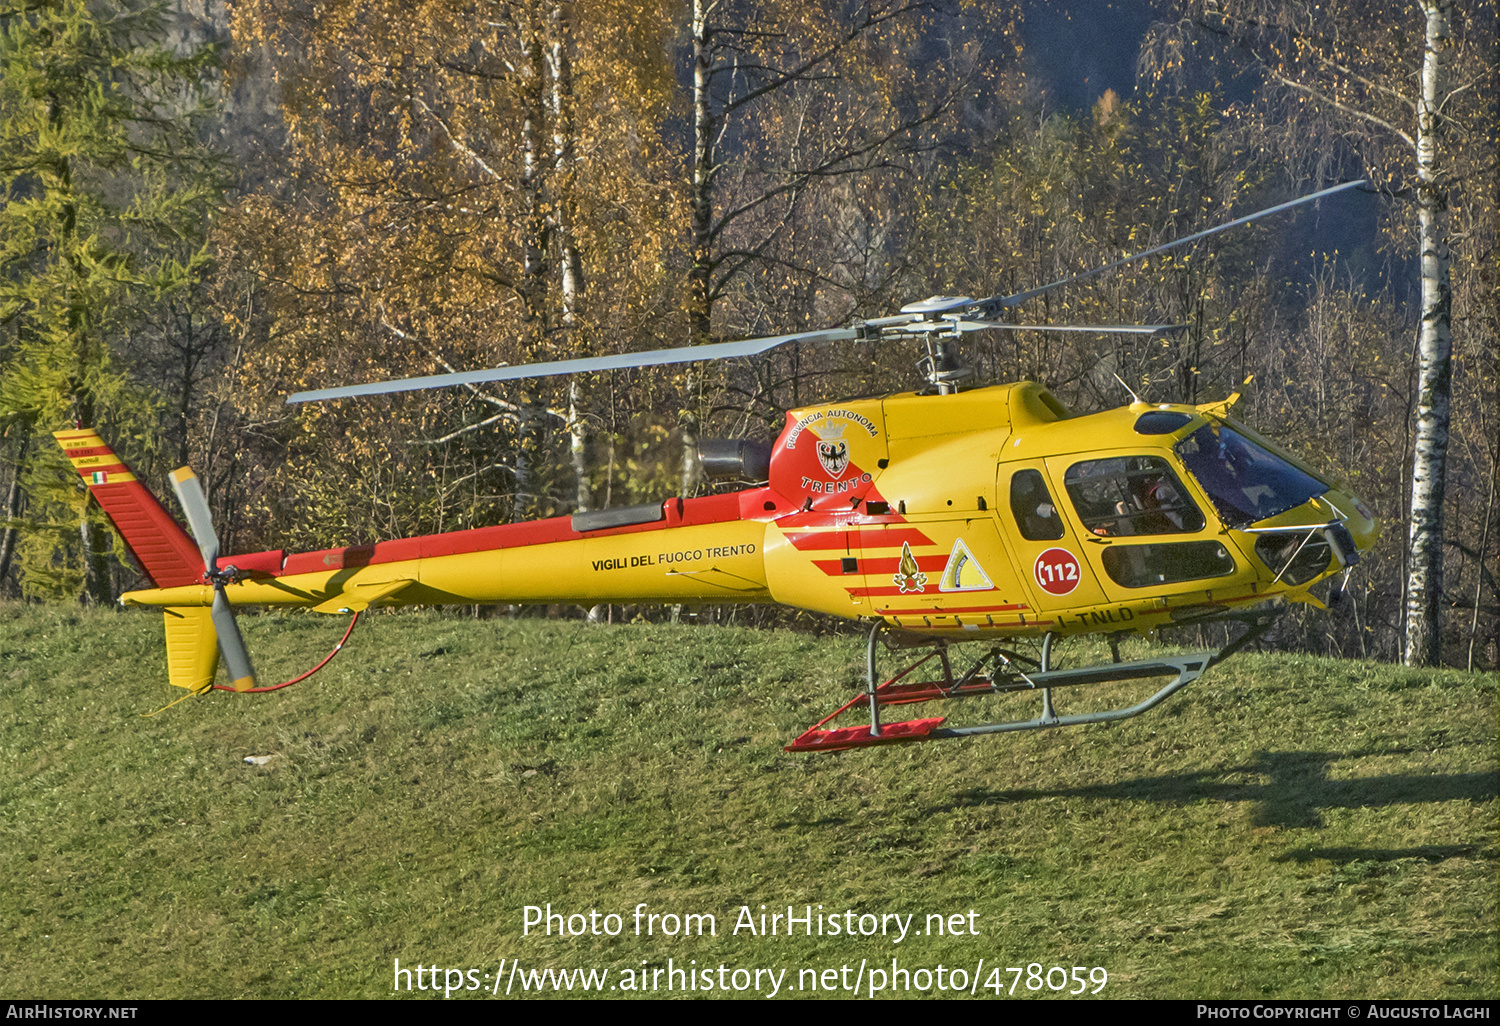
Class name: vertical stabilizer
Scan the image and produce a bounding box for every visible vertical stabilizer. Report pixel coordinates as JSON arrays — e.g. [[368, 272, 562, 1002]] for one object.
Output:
[[53, 429, 203, 588], [163, 607, 221, 691]]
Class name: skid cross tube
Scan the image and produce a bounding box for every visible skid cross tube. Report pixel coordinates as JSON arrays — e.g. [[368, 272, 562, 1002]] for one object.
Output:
[[785, 611, 1281, 753], [929, 653, 1210, 738]]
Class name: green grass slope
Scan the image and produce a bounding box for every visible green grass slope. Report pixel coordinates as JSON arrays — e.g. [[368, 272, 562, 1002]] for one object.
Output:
[[1, 605, 1494, 999]]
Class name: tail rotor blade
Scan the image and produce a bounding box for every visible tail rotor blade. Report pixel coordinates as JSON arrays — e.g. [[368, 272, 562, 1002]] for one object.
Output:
[[171, 466, 256, 692], [169, 468, 220, 571], [210, 587, 257, 692]]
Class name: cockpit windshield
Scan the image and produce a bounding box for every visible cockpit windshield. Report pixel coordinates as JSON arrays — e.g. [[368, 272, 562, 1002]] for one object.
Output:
[[1175, 423, 1327, 527]]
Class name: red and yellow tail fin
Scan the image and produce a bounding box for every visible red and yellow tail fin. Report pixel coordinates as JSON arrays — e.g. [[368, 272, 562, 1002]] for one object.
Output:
[[53, 429, 204, 589]]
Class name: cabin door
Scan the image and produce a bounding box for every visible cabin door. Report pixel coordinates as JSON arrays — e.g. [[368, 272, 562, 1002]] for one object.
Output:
[[996, 459, 1110, 629]]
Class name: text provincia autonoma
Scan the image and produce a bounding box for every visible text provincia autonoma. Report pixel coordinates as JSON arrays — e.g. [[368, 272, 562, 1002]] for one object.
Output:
[[522, 903, 979, 944]]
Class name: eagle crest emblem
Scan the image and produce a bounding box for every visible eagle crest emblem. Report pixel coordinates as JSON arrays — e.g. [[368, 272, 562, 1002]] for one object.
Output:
[[815, 422, 850, 478]]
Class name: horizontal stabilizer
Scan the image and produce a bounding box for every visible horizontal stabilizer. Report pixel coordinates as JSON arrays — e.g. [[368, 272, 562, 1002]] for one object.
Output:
[[311, 579, 415, 614]]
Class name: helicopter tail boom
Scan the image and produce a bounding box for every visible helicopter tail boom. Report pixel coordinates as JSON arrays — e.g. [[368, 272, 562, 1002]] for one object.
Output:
[[106, 488, 778, 614]]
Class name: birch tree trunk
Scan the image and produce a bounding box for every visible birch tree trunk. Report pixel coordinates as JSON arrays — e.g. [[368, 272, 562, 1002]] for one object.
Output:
[[514, 5, 549, 513], [568, 378, 590, 511], [0, 432, 28, 589], [520, 7, 547, 306], [549, 1, 581, 332], [549, 2, 590, 512], [1403, 0, 1454, 667], [688, 0, 715, 349], [681, 0, 715, 497]]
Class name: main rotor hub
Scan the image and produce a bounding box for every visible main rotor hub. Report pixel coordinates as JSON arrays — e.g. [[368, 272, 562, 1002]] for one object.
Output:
[[899, 295, 975, 318], [892, 296, 982, 393]]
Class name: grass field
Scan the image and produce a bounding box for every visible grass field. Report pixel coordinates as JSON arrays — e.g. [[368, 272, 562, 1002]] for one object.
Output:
[[1, 604, 1495, 1000]]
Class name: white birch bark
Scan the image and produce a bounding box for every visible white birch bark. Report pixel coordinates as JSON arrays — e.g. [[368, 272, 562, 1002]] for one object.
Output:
[[548, 1, 580, 332], [520, 6, 546, 296], [682, 0, 714, 496], [569, 378, 590, 512], [1403, 0, 1454, 667], [514, 5, 547, 512], [549, 2, 589, 511]]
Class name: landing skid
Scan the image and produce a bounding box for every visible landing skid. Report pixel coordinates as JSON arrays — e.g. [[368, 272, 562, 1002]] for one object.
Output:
[[784, 611, 1279, 753]]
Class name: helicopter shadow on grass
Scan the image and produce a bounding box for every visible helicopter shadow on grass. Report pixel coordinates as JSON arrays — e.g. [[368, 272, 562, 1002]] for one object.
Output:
[[941, 749, 1498, 863]]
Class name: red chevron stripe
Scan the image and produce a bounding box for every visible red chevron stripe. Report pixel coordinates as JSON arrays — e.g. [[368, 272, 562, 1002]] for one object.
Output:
[[784, 528, 934, 551], [812, 554, 949, 576]]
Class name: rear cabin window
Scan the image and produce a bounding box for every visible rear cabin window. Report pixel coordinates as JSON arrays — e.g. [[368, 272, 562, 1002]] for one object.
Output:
[[1009, 469, 1065, 540], [1063, 456, 1206, 537]]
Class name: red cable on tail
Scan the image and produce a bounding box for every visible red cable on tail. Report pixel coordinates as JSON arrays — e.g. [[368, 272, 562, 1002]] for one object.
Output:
[[212, 612, 362, 693]]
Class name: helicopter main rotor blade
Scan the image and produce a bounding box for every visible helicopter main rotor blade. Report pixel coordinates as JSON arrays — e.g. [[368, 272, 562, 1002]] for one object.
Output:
[[977, 179, 1368, 313], [288, 183, 1363, 404], [169, 467, 220, 571], [287, 327, 865, 404], [892, 321, 1187, 336], [989, 323, 1185, 335]]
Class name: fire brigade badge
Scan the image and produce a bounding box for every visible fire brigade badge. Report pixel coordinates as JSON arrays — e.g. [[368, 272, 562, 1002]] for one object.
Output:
[[893, 541, 928, 594]]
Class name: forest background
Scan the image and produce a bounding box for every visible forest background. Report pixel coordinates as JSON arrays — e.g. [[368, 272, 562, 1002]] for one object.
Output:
[[0, 0, 1494, 670]]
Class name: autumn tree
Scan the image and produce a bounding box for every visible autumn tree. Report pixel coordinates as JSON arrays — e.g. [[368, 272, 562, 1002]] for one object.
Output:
[[675, 0, 982, 490], [224, 0, 681, 543], [0, 0, 224, 601], [1141, 0, 1497, 666], [904, 86, 1291, 408], [225, 0, 977, 528]]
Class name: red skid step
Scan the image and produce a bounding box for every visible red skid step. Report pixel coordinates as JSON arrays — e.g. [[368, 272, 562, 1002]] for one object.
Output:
[[784, 717, 946, 753]]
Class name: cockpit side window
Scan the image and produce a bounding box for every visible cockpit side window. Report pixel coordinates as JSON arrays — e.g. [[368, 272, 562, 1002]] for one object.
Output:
[[1063, 456, 1206, 536], [1009, 469, 1065, 541]]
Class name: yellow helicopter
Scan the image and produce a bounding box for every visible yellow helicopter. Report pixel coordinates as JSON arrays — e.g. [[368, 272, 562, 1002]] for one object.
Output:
[[55, 181, 1375, 751]]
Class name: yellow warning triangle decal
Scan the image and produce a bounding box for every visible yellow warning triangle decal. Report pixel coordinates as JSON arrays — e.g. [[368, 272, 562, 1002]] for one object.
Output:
[[939, 538, 994, 593]]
